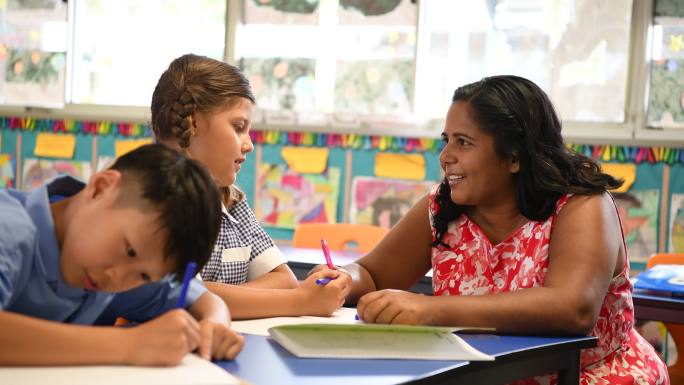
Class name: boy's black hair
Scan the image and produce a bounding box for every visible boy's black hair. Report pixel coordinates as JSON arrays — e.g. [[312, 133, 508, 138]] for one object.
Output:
[[109, 144, 221, 279]]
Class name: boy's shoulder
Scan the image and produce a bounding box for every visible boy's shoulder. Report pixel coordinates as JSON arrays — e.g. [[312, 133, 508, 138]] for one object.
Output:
[[0, 189, 37, 250]]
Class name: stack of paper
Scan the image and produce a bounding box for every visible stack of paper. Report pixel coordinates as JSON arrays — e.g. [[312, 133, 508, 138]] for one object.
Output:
[[0, 354, 238, 385]]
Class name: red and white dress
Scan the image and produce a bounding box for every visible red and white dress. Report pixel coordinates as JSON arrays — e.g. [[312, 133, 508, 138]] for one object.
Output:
[[428, 188, 669, 385]]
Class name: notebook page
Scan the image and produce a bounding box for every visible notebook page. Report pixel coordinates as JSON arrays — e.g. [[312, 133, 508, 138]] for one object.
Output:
[[0, 353, 238, 385]]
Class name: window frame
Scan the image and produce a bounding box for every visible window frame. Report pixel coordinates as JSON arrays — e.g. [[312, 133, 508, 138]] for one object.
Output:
[[0, 0, 680, 146]]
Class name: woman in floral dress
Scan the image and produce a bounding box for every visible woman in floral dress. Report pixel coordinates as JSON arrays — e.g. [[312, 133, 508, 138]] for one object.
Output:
[[341, 76, 669, 384]]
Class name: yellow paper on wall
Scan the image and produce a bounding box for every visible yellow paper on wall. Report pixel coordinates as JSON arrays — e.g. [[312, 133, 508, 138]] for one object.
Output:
[[601, 163, 636, 193], [115, 138, 153, 158], [374, 153, 425, 180], [281, 147, 329, 174], [34, 133, 76, 158]]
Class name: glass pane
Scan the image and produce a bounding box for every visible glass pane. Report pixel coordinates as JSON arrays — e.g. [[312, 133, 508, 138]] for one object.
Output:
[[647, 0, 684, 127], [70, 0, 226, 106], [0, 0, 67, 107], [415, 0, 633, 123], [237, 0, 416, 115]]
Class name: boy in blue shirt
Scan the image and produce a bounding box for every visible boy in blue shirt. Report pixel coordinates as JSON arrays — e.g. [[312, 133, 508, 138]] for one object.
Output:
[[0, 144, 243, 366]]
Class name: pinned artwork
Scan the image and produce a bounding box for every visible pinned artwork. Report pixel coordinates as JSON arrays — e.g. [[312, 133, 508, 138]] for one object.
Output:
[[350, 176, 435, 229], [670, 193, 684, 253], [613, 190, 660, 263], [0, 153, 15, 188], [255, 163, 340, 229], [21, 158, 92, 191]]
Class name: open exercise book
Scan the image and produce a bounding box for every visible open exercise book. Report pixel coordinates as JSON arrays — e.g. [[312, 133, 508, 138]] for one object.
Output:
[[0, 354, 239, 385], [232, 307, 493, 361]]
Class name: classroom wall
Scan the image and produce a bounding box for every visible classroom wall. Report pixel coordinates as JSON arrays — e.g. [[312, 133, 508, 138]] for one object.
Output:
[[2, 117, 684, 271]]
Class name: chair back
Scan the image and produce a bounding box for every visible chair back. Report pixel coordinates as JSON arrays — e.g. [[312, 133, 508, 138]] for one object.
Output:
[[292, 223, 389, 253], [646, 253, 684, 269]]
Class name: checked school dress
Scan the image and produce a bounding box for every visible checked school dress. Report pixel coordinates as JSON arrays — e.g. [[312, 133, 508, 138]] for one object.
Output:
[[428, 188, 669, 385]]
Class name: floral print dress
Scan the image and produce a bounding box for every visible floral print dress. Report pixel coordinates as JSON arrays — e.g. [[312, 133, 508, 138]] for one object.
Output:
[[428, 188, 669, 385]]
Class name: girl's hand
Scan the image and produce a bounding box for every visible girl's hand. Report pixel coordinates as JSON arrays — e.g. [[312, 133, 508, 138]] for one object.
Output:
[[297, 269, 352, 316], [357, 289, 436, 325]]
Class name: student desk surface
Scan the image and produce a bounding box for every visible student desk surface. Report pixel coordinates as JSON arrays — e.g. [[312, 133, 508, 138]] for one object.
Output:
[[217, 332, 596, 385], [632, 289, 684, 324], [233, 245, 597, 384]]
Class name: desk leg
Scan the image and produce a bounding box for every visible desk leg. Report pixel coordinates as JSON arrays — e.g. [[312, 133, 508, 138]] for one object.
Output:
[[556, 350, 580, 385]]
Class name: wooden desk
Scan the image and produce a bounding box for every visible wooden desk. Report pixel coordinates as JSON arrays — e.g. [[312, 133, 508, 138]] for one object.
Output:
[[217, 333, 596, 385]]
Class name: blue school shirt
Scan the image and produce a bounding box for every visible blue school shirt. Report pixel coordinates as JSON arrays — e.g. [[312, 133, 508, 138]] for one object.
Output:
[[0, 176, 206, 325]]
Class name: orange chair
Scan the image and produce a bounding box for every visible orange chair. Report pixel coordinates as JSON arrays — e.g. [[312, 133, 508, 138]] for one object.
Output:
[[646, 253, 684, 382], [292, 223, 389, 254]]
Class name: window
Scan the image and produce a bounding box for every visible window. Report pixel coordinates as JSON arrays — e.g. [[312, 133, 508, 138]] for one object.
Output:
[[236, 0, 417, 116], [415, 0, 634, 123], [0, 0, 68, 107], [647, 0, 684, 128], [69, 0, 226, 106]]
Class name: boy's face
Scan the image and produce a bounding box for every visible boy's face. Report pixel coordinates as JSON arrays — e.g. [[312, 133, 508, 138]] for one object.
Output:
[[57, 170, 177, 292]]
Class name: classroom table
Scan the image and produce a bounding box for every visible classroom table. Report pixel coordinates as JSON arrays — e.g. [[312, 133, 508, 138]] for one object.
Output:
[[632, 289, 684, 324], [217, 332, 596, 385]]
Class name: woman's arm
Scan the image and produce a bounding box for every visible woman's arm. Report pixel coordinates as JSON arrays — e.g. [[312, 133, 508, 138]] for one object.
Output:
[[358, 193, 623, 335], [344, 195, 433, 304]]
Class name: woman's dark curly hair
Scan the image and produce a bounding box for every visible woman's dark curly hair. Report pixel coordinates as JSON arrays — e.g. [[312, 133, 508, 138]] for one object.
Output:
[[432, 75, 623, 246]]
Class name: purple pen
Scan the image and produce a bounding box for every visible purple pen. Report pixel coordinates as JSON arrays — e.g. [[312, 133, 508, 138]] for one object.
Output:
[[315, 278, 332, 285]]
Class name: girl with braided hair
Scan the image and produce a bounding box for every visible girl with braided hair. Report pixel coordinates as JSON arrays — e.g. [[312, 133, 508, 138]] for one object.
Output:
[[150, 54, 351, 319], [335, 75, 668, 384]]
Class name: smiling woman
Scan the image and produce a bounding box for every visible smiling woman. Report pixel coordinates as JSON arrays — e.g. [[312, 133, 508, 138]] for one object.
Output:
[[342, 75, 670, 385]]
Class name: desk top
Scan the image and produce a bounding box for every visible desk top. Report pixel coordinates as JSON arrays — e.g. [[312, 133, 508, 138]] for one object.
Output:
[[217, 333, 595, 385]]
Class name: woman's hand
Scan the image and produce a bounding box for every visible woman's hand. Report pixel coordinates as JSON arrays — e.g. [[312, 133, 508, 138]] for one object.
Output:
[[357, 289, 436, 325]]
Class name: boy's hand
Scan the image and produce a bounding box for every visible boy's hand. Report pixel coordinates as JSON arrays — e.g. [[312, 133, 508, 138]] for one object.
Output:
[[197, 320, 244, 361], [124, 309, 200, 366], [296, 269, 351, 316]]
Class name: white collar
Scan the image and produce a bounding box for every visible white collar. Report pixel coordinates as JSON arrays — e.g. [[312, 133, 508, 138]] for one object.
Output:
[[221, 202, 240, 224]]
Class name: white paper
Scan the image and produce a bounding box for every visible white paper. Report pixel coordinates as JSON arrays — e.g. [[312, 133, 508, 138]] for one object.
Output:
[[0, 353, 238, 385], [231, 307, 360, 336]]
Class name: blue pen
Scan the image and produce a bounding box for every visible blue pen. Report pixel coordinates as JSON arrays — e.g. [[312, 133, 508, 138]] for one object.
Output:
[[176, 262, 197, 308]]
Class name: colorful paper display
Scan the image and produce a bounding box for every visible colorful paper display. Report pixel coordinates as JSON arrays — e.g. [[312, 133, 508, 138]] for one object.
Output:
[[350, 176, 435, 228], [34, 132, 76, 158], [255, 163, 341, 229], [22, 158, 92, 191], [281, 147, 329, 174], [374, 153, 425, 180]]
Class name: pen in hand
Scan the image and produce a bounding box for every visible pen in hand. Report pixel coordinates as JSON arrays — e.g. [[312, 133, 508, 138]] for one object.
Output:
[[176, 261, 198, 308], [316, 238, 336, 285]]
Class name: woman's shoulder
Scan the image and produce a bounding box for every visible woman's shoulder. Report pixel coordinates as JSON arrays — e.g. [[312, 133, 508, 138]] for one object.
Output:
[[554, 191, 616, 224]]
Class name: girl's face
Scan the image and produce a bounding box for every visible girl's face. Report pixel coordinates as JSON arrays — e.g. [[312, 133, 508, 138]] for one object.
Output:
[[439, 101, 519, 207], [187, 98, 254, 187]]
